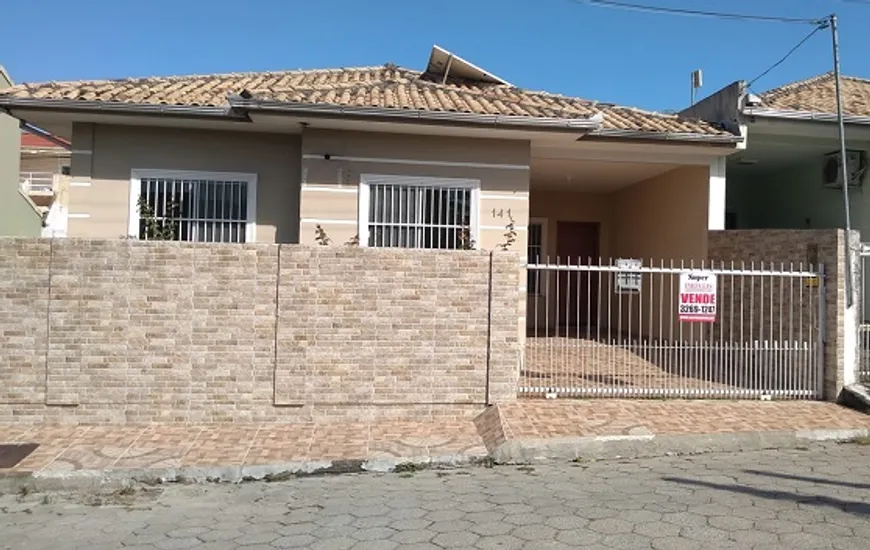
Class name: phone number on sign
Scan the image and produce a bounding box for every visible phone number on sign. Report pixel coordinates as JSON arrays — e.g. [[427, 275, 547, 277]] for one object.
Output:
[[679, 304, 716, 315]]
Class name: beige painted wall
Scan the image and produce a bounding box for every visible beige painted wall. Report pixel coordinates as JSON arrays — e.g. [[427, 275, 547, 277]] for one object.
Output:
[[529, 190, 613, 260], [299, 129, 531, 253], [611, 165, 710, 338], [68, 124, 302, 243], [526, 166, 711, 335], [611, 166, 709, 262]]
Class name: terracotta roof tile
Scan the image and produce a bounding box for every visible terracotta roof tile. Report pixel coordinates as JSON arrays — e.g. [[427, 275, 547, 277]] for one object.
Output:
[[758, 73, 870, 117], [0, 65, 730, 137]]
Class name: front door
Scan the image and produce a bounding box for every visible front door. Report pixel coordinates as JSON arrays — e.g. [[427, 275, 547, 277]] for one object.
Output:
[[556, 222, 600, 329]]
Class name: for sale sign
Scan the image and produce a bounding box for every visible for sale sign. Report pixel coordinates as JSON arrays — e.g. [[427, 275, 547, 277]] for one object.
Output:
[[678, 271, 717, 323]]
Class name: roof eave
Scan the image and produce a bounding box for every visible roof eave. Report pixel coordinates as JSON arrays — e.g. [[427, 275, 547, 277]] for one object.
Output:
[[588, 128, 743, 145], [743, 106, 870, 126], [0, 97, 249, 121], [230, 98, 604, 132]]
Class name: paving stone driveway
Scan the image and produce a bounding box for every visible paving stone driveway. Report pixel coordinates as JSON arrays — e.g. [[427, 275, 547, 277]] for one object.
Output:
[[2, 443, 869, 549]]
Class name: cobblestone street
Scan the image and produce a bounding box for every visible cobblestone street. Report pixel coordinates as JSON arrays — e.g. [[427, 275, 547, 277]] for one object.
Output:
[[2, 443, 869, 549]]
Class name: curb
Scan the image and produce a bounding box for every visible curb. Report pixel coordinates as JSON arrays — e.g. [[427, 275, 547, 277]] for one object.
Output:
[[0, 453, 487, 493], [488, 427, 870, 464]]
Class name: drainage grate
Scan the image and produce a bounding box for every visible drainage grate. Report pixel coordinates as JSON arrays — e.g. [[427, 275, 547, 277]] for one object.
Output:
[[0, 444, 39, 468]]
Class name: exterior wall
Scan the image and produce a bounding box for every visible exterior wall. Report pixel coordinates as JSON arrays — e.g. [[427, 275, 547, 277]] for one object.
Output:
[[299, 129, 531, 253], [0, 69, 42, 237], [526, 166, 710, 336], [0, 239, 521, 424], [728, 142, 870, 232], [612, 166, 710, 262], [68, 124, 302, 243], [529, 190, 613, 260], [708, 229, 859, 401], [20, 155, 68, 174]]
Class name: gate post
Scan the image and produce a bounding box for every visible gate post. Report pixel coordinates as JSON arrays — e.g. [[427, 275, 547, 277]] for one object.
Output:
[[817, 263, 826, 399]]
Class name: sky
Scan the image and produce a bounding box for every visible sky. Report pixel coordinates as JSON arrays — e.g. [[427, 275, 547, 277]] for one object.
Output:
[[3, 0, 870, 112]]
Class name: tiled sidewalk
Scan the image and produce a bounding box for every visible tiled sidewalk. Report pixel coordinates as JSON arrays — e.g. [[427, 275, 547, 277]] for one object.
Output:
[[0, 421, 487, 475], [2, 400, 869, 476], [475, 399, 870, 451]]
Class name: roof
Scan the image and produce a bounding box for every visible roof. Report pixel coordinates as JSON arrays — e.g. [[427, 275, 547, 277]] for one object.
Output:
[[21, 131, 69, 150], [0, 65, 731, 138], [758, 73, 870, 117]]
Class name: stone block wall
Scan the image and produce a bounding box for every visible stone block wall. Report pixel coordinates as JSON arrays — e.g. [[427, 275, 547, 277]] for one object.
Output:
[[0, 239, 521, 424], [708, 229, 859, 401]]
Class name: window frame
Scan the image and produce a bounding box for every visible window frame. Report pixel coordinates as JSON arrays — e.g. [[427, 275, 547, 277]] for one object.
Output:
[[128, 169, 258, 243], [527, 217, 548, 296], [357, 174, 481, 250]]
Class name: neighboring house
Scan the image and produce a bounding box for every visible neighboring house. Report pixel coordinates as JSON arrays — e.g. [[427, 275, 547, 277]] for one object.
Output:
[[0, 65, 43, 236], [19, 130, 71, 235], [681, 73, 870, 233], [0, 46, 739, 290]]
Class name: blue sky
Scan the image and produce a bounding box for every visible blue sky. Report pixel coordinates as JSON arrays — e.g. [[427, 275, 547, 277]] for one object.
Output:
[[4, 0, 869, 112]]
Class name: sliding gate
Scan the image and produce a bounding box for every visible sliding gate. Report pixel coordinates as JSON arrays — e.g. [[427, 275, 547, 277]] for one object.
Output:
[[522, 259, 825, 399]]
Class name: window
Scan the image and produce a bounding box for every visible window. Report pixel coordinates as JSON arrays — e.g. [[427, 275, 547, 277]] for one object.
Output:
[[527, 220, 546, 295], [359, 175, 479, 249], [129, 170, 256, 243]]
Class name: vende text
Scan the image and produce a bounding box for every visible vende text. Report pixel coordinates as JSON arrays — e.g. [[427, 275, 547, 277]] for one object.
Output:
[[680, 294, 716, 304]]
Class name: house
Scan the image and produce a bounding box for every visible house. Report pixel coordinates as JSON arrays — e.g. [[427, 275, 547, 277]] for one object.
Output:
[[19, 129, 71, 235], [0, 46, 738, 257], [681, 73, 870, 233], [0, 66, 43, 237], [0, 44, 742, 361]]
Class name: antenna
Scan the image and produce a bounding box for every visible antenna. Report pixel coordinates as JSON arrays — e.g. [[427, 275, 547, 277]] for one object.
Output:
[[690, 69, 703, 105]]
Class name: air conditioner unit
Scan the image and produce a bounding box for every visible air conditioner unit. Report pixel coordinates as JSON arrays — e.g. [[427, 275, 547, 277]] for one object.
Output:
[[823, 150, 867, 188]]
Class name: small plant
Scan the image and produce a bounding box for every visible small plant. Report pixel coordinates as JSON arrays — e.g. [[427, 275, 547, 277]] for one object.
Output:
[[849, 435, 870, 446], [457, 227, 476, 250], [137, 196, 180, 241], [345, 234, 360, 246], [40, 494, 55, 505], [498, 212, 517, 251], [314, 224, 332, 246]]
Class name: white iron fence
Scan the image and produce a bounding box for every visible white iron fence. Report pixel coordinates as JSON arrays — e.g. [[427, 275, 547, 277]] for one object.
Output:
[[19, 172, 56, 194], [523, 259, 825, 399]]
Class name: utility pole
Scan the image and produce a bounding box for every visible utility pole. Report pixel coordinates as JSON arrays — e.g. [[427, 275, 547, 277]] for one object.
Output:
[[830, 13, 854, 306]]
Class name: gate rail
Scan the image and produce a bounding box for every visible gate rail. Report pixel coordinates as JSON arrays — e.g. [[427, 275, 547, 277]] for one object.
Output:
[[523, 259, 825, 400]]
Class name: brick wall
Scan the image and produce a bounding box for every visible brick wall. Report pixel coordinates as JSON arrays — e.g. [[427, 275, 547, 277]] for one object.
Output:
[[708, 229, 860, 401], [0, 239, 521, 424]]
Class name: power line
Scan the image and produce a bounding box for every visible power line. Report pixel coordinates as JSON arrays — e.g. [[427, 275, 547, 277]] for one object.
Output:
[[747, 21, 830, 89], [567, 0, 824, 24]]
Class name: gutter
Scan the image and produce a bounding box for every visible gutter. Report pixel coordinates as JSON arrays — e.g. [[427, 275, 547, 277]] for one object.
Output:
[[0, 97, 248, 121], [588, 128, 743, 145], [743, 106, 870, 126], [228, 97, 604, 131]]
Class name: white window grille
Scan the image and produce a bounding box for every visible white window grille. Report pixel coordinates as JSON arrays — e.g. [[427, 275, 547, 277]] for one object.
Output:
[[129, 170, 256, 243], [528, 220, 545, 295], [359, 175, 479, 249]]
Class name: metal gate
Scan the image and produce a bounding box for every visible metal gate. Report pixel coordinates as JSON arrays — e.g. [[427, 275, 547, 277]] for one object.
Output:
[[522, 259, 825, 399], [859, 246, 870, 384]]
